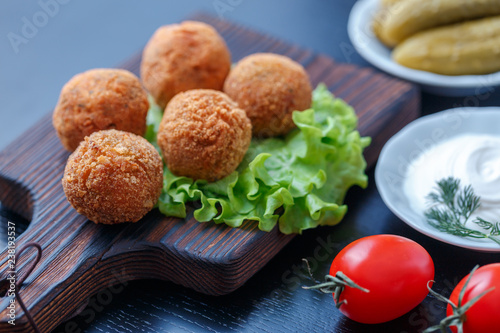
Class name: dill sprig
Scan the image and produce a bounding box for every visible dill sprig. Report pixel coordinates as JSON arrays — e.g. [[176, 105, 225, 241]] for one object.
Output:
[[425, 177, 500, 246]]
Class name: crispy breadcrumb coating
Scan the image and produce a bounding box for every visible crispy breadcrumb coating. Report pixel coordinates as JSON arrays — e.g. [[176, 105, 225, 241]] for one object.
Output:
[[53, 68, 149, 151], [157, 89, 251, 182], [223, 53, 312, 137], [62, 129, 163, 224], [140, 21, 231, 108]]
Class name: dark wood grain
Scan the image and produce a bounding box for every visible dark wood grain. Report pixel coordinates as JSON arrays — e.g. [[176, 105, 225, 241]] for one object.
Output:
[[0, 12, 419, 333]]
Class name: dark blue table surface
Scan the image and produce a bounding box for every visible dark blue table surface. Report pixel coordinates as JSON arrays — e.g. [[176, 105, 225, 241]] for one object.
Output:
[[1, 1, 500, 332]]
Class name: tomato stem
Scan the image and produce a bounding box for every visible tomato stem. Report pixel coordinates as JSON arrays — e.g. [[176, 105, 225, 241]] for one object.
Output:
[[423, 265, 495, 333], [302, 259, 369, 309]]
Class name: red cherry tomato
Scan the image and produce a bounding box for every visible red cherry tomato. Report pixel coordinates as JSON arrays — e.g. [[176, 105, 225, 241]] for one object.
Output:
[[329, 234, 434, 324], [447, 263, 500, 333]]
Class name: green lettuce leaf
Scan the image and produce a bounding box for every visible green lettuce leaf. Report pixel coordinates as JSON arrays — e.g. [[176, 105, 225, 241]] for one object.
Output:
[[146, 84, 370, 234], [144, 95, 163, 152]]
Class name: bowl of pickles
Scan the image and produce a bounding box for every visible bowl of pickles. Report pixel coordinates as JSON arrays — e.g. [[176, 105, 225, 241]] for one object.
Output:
[[348, 0, 500, 96]]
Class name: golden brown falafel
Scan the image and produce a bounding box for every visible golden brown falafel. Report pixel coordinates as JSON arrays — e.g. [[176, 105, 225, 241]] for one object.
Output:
[[157, 89, 251, 182], [53, 68, 149, 151], [223, 53, 312, 137], [62, 129, 163, 224], [140, 21, 231, 109]]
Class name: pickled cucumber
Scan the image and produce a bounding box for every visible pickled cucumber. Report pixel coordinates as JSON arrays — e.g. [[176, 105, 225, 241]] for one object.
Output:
[[377, 0, 500, 47], [393, 16, 500, 75]]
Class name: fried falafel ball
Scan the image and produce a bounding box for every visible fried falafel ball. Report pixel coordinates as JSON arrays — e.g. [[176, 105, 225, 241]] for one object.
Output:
[[62, 129, 163, 224], [223, 53, 312, 137], [140, 21, 231, 109], [157, 89, 251, 182], [53, 68, 149, 151]]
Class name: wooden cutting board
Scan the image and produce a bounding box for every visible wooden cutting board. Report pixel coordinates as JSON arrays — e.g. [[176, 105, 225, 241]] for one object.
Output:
[[0, 13, 420, 333]]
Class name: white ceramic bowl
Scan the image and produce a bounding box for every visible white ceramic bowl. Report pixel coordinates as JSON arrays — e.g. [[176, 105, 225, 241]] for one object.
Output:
[[375, 107, 500, 252], [348, 0, 500, 96]]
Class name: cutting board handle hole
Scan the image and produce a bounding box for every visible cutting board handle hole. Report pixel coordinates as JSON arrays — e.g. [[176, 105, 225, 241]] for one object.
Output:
[[0, 175, 34, 225]]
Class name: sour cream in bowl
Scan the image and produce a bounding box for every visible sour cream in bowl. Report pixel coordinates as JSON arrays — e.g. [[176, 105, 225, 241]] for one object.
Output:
[[375, 107, 500, 252]]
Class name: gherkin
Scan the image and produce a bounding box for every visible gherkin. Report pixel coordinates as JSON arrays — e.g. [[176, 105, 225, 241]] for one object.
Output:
[[375, 0, 500, 47], [393, 16, 500, 75]]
